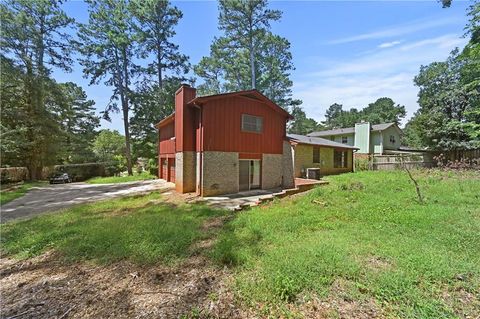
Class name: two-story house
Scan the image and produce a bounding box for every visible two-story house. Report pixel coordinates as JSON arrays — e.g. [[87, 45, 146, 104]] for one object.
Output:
[[155, 85, 295, 196], [307, 122, 402, 154], [156, 85, 360, 196]]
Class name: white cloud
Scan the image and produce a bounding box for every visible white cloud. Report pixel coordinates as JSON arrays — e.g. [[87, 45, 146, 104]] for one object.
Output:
[[329, 17, 461, 44], [378, 40, 402, 49], [294, 34, 468, 126]]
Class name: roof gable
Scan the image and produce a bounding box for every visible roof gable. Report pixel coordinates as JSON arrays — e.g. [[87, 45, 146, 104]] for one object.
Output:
[[188, 90, 293, 119], [154, 113, 175, 129]]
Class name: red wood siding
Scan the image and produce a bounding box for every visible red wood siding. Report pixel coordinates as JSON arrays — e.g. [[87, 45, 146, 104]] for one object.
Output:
[[239, 153, 262, 159], [200, 96, 287, 154], [159, 121, 175, 155]]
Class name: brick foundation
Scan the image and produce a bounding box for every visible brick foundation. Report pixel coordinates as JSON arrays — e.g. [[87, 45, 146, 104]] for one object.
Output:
[[201, 152, 239, 196]]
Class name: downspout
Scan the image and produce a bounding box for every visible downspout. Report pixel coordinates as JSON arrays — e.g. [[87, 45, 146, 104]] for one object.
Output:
[[192, 103, 203, 196], [199, 107, 203, 196], [380, 130, 384, 155], [352, 149, 358, 173]]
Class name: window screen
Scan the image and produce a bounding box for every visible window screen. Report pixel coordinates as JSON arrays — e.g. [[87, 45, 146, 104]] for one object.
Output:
[[242, 114, 263, 133]]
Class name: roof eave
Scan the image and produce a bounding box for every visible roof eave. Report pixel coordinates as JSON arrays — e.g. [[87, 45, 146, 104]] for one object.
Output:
[[155, 113, 175, 129], [188, 90, 293, 120]]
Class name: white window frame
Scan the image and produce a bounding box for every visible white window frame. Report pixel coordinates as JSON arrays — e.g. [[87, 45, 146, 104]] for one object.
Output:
[[341, 136, 348, 144]]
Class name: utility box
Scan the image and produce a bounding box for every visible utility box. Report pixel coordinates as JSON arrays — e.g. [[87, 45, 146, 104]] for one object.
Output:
[[306, 168, 321, 180]]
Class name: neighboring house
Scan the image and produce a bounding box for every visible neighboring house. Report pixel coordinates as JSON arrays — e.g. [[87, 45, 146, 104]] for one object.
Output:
[[308, 122, 402, 154], [287, 134, 358, 178], [155, 85, 295, 197]]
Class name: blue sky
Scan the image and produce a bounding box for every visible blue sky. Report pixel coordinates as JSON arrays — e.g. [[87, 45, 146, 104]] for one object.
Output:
[[55, 0, 471, 133]]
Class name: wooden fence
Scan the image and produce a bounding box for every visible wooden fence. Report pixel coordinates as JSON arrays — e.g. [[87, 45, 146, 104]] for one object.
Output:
[[356, 149, 480, 171], [369, 154, 435, 171], [436, 149, 480, 162]]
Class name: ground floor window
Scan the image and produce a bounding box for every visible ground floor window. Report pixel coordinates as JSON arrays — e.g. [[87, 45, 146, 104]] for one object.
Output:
[[313, 146, 320, 163], [334, 150, 348, 168]]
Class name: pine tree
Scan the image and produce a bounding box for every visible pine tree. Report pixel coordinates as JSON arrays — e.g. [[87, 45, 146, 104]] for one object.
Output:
[[1, 0, 75, 178], [129, 0, 191, 160], [55, 82, 100, 163], [195, 0, 298, 109], [78, 0, 138, 175]]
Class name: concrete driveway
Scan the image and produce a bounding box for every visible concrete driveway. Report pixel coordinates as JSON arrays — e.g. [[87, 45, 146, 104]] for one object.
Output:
[[1, 179, 174, 223]]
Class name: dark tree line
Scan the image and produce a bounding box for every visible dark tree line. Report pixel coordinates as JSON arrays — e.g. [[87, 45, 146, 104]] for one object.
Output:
[[1, 0, 301, 178], [404, 1, 480, 150], [288, 97, 406, 135], [2, 0, 477, 179]]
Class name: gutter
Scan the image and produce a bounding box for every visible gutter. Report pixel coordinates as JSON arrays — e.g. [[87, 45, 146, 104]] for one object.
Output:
[[192, 103, 203, 196]]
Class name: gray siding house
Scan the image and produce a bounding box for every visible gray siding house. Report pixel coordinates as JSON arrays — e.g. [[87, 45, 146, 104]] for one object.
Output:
[[308, 122, 402, 154]]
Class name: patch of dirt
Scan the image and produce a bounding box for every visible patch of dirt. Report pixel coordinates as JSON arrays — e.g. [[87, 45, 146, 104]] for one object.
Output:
[[0, 252, 248, 319], [0, 216, 246, 319], [291, 279, 386, 319], [440, 283, 480, 318], [201, 216, 229, 231], [365, 256, 393, 272], [297, 295, 386, 319]]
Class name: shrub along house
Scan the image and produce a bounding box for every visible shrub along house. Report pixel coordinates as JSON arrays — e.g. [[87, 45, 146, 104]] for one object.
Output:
[[155, 85, 295, 197], [287, 134, 358, 178]]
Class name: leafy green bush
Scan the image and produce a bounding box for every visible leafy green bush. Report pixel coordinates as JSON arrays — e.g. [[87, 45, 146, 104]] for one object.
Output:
[[354, 157, 370, 171], [42, 163, 106, 182]]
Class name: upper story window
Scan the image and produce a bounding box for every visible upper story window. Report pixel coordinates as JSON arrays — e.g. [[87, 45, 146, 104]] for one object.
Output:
[[341, 136, 348, 144], [389, 135, 396, 144], [313, 146, 320, 163], [242, 114, 263, 133]]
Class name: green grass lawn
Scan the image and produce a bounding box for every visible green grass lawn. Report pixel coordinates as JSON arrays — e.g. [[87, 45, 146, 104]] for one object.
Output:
[[1, 192, 226, 264], [1, 170, 479, 318], [85, 171, 156, 184], [0, 182, 46, 205], [212, 170, 480, 318]]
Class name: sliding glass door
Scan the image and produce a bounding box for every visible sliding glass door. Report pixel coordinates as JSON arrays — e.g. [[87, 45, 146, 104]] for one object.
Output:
[[239, 159, 261, 191]]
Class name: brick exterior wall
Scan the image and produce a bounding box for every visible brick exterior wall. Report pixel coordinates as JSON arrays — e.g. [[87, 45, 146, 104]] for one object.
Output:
[[175, 151, 196, 193], [262, 154, 283, 189], [293, 144, 353, 177], [282, 141, 295, 188], [201, 151, 239, 196]]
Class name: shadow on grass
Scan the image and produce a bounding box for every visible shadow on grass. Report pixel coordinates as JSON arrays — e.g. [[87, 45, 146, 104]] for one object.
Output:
[[1, 192, 227, 265]]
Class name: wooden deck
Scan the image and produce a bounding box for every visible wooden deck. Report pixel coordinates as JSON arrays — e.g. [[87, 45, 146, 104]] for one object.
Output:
[[295, 178, 328, 186]]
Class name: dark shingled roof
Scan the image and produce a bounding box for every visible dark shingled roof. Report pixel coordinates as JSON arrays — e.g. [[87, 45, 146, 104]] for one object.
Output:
[[307, 122, 397, 137], [287, 134, 359, 150]]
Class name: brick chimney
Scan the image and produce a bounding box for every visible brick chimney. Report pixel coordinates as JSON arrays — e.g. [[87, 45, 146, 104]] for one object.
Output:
[[175, 84, 196, 152], [174, 84, 197, 193]]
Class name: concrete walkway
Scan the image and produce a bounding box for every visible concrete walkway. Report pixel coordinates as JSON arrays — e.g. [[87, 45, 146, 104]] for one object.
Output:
[[1, 179, 174, 223], [197, 179, 328, 211]]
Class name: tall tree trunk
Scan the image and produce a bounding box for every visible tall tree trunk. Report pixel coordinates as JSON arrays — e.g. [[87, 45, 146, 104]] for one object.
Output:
[[249, 37, 256, 89], [122, 101, 133, 176], [25, 60, 40, 180], [157, 42, 163, 89], [122, 47, 133, 176]]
